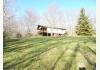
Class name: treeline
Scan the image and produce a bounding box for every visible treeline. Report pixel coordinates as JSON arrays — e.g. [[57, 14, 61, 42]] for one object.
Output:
[[3, 0, 95, 41]]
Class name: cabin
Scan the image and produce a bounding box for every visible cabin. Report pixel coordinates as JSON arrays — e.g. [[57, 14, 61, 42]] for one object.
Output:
[[37, 25, 67, 36]]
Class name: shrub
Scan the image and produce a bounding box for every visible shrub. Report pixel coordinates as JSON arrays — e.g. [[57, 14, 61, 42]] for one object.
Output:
[[16, 33, 22, 38]]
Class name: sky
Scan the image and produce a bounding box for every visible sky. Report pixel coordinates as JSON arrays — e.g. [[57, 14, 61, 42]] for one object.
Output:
[[9, 0, 96, 34], [13, 0, 96, 18]]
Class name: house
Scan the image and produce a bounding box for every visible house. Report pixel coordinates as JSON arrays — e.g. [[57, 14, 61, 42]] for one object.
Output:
[[37, 25, 67, 36]]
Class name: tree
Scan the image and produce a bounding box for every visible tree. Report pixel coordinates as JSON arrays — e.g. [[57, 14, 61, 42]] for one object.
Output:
[[75, 8, 94, 36], [43, 5, 67, 36], [24, 9, 39, 36], [3, 0, 17, 39]]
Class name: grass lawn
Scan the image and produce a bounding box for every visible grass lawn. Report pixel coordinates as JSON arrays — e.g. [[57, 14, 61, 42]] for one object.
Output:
[[3, 36, 96, 70]]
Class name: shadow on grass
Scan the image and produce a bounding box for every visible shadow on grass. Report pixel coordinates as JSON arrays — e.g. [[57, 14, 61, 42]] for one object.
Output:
[[63, 43, 80, 70], [51, 46, 68, 70], [4, 40, 69, 70], [4, 38, 54, 52], [79, 48, 96, 70]]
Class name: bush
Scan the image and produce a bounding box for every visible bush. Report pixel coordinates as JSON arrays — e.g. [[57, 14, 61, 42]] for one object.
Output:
[[3, 32, 12, 41], [16, 33, 22, 38]]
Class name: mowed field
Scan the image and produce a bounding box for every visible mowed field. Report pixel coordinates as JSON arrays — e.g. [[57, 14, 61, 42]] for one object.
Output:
[[4, 36, 96, 70]]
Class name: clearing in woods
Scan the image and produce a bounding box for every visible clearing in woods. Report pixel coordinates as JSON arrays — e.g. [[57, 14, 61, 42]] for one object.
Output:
[[4, 36, 96, 70]]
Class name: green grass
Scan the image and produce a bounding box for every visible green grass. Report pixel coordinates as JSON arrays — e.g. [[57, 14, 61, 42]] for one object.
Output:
[[3, 36, 96, 70]]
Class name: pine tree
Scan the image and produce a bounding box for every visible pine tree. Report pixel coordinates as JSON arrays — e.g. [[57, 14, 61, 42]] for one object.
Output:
[[76, 8, 94, 36]]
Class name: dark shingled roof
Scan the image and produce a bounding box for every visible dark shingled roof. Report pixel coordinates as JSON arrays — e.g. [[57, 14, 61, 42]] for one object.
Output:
[[37, 25, 66, 30]]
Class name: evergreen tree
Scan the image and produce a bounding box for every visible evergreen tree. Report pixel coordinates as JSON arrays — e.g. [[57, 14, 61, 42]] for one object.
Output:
[[76, 8, 94, 36]]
